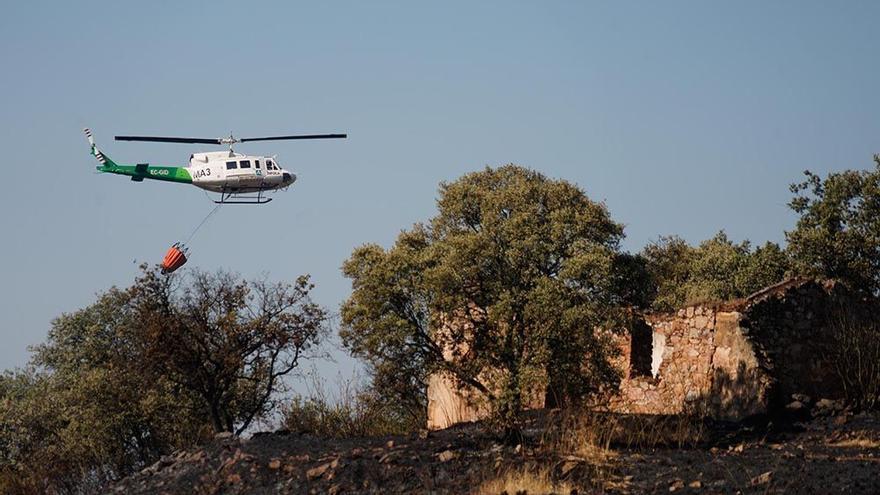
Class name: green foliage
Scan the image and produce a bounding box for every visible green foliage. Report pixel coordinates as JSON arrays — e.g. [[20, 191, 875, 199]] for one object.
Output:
[[341, 165, 631, 435], [0, 288, 209, 494], [0, 268, 326, 493], [641, 236, 695, 311], [642, 232, 791, 311], [787, 156, 880, 293]]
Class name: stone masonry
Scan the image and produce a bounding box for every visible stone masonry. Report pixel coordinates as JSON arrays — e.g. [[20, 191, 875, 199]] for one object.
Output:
[[427, 278, 856, 429]]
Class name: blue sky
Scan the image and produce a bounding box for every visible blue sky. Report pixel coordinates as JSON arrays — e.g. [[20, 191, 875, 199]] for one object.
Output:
[[1, 1, 879, 380]]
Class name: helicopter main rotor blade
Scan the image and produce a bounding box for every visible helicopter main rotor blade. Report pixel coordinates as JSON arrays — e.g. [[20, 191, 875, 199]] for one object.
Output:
[[239, 134, 347, 142], [115, 136, 223, 145]]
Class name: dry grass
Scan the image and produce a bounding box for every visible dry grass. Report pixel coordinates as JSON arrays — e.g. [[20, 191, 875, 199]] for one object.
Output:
[[545, 409, 708, 453], [827, 436, 880, 449], [471, 410, 710, 495], [824, 314, 880, 410], [475, 466, 575, 495]]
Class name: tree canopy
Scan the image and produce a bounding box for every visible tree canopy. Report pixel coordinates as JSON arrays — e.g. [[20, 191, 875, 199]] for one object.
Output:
[[0, 267, 326, 493], [787, 156, 880, 293], [641, 232, 791, 311], [130, 268, 327, 435], [341, 165, 637, 433]]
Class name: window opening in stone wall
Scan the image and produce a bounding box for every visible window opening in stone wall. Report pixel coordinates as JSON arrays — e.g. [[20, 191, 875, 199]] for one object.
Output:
[[630, 319, 653, 377]]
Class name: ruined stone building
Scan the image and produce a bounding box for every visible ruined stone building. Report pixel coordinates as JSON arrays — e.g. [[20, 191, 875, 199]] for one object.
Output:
[[427, 278, 857, 430]]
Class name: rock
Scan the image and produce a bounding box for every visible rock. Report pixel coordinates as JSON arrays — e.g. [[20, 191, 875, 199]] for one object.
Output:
[[751, 471, 772, 486], [732, 443, 745, 453], [328, 484, 341, 495], [418, 429, 430, 440], [688, 480, 702, 488], [268, 459, 281, 470], [214, 432, 234, 440], [560, 460, 580, 477], [437, 450, 457, 463], [514, 444, 522, 454], [307, 462, 331, 480], [226, 473, 241, 484], [386, 440, 395, 448], [814, 398, 845, 415], [791, 393, 811, 404], [187, 450, 206, 462], [669, 479, 685, 492], [786, 400, 805, 412]]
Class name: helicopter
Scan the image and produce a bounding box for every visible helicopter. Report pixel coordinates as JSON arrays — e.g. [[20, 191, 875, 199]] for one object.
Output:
[[84, 128, 346, 204]]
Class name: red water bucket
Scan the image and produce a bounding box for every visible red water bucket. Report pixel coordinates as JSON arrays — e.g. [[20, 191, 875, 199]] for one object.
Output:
[[161, 243, 188, 274]]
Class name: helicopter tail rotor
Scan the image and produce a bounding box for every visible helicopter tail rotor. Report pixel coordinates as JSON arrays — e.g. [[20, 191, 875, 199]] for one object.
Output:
[[83, 128, 115, 168], [84, 128, 96, 147]]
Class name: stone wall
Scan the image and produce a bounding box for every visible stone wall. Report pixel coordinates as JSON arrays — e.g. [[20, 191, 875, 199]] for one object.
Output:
[[426, 278, 855, 429], [609, 306, 770, 420]]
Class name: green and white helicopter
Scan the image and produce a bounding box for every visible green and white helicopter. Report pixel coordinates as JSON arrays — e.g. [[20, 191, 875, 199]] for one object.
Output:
[[84, 128, 346, 204]]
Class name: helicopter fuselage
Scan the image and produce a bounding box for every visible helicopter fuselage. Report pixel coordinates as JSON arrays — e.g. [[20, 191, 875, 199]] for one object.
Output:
[[94, 150, 296, 194], [187, 151, 295, 194]]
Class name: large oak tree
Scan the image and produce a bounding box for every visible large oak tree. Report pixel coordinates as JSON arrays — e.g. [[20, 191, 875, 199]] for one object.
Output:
[[341, 165, 642, 434]]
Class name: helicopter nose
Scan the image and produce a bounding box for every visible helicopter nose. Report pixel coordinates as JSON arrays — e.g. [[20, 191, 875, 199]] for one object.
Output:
[[282, 171, 296, 184]]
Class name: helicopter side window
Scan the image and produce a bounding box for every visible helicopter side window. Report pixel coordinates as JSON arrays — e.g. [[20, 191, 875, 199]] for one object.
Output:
[[255, 160, 261, 169], [226, 161, 237, 170], [240, 160, 251, 169]]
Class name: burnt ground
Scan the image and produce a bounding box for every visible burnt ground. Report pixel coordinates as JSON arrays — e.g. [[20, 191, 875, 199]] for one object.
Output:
[[107, 409, 880, 494]]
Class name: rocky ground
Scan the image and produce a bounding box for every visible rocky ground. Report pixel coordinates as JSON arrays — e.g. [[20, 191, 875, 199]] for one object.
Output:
[[108, 402, 880, 494]]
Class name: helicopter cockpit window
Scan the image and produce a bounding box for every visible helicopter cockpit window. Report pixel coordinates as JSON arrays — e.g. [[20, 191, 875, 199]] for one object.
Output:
[[240, 160, 251, 169], [226, 161, 237, 170], [266, 160, 275, 170]]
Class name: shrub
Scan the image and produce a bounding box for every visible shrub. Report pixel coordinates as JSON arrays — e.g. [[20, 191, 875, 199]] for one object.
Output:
[[280, 373, 421, 438], [824, 314, 880, 410]]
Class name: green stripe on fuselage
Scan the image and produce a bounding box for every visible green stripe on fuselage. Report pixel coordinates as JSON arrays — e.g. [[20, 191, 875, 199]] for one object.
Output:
[[98, 163, 192, 184]]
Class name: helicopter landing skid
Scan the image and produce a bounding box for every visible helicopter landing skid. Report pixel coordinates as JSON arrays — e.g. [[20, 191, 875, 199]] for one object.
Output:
[[213, 188, 273, 205]]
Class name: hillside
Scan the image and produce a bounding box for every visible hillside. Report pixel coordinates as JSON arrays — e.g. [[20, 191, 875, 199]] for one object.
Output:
[[108, 404, 880, 494]]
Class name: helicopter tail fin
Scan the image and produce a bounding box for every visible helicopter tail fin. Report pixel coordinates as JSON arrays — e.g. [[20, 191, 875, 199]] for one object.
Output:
[[83, 128, 117, 169]]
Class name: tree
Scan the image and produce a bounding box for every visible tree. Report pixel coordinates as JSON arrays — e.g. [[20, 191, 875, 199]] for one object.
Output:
[[339, 227, 435, 428], [737, 241, 791, 295], [341, 165, 629, 435], [0, 267, 326, 493], [1, 287, 208, 494], [641, 235, 695, 311], [642, 232, 790, 311], [130, 267, 328, 435], [787, 156, 880, 293]]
